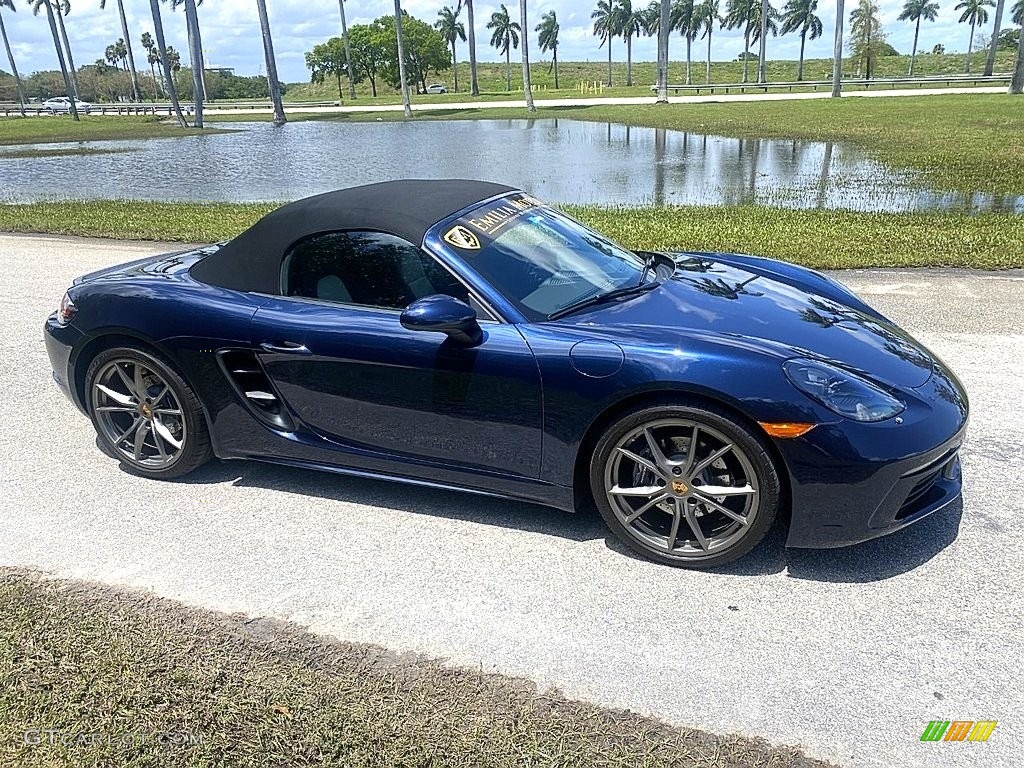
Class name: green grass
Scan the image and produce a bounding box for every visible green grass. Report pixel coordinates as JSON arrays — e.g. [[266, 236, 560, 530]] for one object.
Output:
[[0, 116, 225, 146], [285, 94, 1024, 198], [0, 146, 135, 159], [2, 199, 1020, 270], [0, 569, 837, 768], [283, 51, 1020, 103]]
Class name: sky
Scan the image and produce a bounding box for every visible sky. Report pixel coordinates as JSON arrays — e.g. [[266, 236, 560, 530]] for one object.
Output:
[[0, 0, 1010, 85]]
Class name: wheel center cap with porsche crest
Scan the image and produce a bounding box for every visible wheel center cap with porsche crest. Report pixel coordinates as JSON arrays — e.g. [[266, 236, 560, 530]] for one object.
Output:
[[139, 402, 153, 419], [671, 480, 689, 495]]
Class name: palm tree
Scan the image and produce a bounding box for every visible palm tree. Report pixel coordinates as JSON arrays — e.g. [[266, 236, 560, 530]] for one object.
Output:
[[656, 0, 671, 99], [255, 0, 285, 125], [141, 31, 161, 97], [31, 0, 78, 118], [1011, 0, 1023, 92], [673, 0, 698, 86], [519, 0, 534, 110], [725, 0, 757, 81], [0, 0, 26, 114], [536, 9, 560, 89], [393, 0, 411, 117], [592, 0, 616, 85], [753, 0, 779, 82], [55, 1, 79, 97], [832, 0, 845, 95], [643, 1, 672, 96], [696, 0, 721, 83], [435, 6, 466, 92], [984, 0, 1006, 74], [148, 0, 186, 126], [616, 0, 646, 85], [487, 4, 520, 91], [956, 0, 994, 72], [897, 0, 939, 75], [35, 0, 80, 98], [456, 0, 479, 95], [336, 0, 355, 99], [181, 0, 204, 125], [849, 0, 882, 78], [780, 0, 823, 79], [100, 0, 141, 100]]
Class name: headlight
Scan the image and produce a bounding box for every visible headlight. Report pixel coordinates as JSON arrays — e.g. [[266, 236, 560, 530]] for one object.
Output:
[[783, 358, 905, 422]]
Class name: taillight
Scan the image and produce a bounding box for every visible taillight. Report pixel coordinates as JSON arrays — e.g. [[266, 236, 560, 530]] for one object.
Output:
[[57, 292, 77, 326]]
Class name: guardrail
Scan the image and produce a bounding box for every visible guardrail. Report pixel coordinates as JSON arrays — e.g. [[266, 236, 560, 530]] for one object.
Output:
[[649, 73, 1012, 94]]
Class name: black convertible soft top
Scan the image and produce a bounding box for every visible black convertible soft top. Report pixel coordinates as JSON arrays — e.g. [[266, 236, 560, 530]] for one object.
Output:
[[190, 179, 517, 294]]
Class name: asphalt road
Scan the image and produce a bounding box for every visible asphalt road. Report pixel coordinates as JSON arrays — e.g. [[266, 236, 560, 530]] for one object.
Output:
[[1, 233, 1020, 767]]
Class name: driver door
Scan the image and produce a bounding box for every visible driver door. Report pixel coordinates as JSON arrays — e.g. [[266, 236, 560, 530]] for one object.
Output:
[[249, 230, 543, 480]]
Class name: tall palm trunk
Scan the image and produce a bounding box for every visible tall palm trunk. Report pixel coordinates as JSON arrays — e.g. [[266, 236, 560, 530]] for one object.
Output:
[[984, 0, 1006, 75], [831, 0, 844, 96], [742, 28, 751, 82], [43, 0, 78, 119], [656, 0, 670, 101], [53, 3, 79, 99], [148, 0, 186, 127], [466, 0, 479, 95], [520, 0, 534, 110], [505, 47, 511, 90], [182, 0, 203, 127], [706, 28, 713, 84], [626, 34, 633, 86], [255, 0, 285, 125], [393, 0, 412, 117], [451, 39, 459, 92], [114, 0, 141, 101], [757, 0, 768, 82], [0, 11, 26, 114], [964, 18, 976, 73], [553, 48, 558, 89], [1010, 19, 1024, 93], [798, 29, 806, 80], [685, 35, 692, 84], [909, 17, 920, 75], [607, 36, 613, 86], [337, 0, 355, 99]]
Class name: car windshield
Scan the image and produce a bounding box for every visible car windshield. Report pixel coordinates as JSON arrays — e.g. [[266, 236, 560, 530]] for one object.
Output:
[[433, 195, 646, 321]]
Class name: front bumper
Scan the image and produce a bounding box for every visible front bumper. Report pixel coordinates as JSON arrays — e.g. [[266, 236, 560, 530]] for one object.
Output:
[[44, 313, 86, 413], [781, 361, 968, 549]]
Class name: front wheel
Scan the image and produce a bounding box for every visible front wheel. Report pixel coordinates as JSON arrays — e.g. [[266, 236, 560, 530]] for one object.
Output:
[[86, 347, 212, 479], [590, 401, 781, 568]]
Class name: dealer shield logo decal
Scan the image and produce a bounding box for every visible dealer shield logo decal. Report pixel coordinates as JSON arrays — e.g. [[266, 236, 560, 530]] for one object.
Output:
[[443, 225, 481, 250]]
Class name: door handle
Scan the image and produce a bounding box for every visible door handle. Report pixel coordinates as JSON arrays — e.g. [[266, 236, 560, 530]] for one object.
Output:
[[259, 341, 312, 355]]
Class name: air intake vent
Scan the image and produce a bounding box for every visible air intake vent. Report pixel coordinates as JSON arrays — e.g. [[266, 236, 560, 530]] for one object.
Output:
[[217, 349, 294, 431]]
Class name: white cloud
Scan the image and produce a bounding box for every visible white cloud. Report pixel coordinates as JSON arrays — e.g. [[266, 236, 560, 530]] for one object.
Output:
[[0, 0, 1007, 84]]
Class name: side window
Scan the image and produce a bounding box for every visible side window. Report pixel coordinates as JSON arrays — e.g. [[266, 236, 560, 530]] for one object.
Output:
[[283, 231, 472, 311]]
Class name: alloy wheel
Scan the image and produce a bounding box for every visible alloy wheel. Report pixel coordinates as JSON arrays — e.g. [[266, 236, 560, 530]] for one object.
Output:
[[603, 418, 761, 558], [91, 358, 187, 469]]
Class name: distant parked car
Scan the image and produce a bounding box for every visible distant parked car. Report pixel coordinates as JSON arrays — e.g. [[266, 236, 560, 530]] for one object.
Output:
[[43, 97, 92, 115], [424, 84, 447, 94]]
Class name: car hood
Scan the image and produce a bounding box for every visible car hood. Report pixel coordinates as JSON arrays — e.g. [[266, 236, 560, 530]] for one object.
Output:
[[555, 256, 935, 389]]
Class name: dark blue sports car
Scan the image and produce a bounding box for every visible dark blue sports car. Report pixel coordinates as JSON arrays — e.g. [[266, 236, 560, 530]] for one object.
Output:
[[44, 180, 968, 567]]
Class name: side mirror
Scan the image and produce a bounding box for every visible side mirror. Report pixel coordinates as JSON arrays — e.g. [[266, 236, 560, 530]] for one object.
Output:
[[400, 295, 483, 346]]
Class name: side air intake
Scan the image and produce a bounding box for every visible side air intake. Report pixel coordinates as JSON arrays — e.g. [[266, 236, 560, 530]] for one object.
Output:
[[216, 349, 294, 431]]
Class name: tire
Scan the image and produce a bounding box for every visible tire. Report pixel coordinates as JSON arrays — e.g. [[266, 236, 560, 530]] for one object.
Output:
[[85, 346, 212, 480], [590, 399, 780, 568]]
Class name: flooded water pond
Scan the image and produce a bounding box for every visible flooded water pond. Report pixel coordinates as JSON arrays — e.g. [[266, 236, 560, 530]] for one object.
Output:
[[1, 119, 1019, 213]]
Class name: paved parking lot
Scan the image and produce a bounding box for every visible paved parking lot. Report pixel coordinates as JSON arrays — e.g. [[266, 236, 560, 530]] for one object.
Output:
[[1, 233, 1020, 767]]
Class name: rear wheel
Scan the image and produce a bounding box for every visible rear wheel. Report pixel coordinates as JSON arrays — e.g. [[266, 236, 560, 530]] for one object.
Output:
[[590, 401, 780, 568], [86, 347, 211, 479]]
